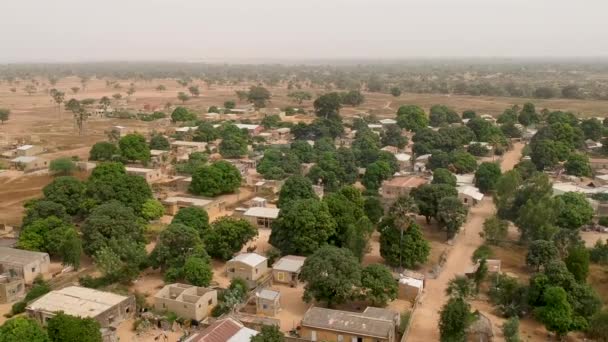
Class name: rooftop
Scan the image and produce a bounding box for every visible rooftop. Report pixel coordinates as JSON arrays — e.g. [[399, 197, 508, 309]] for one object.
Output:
[[163, 196, 214, 207], [243, 207, 280, 219], [230, 253, 267, 267], [0, 247, 49, 265], [186, 317, 251, 342], [16, 145, 33, 150], [11, 156, 39, 163], [301, 307, 395, 339], [257, 289, 280, 301], [379, 118, 397, 125], [458, 185, 484, 201], [27, 286, 129, 318], [272, 255, 306, 273], [171, 141, 207, 147], [395, 153, 411, 162], [383, 176, 427, 188], [125, 166, 156, 173]]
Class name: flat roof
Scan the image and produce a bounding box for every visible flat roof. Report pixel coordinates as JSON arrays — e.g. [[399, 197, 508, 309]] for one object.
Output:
[[395, 153, 411, 162], [11, 156, 39, 163], [273, 255, 306, 273], [27, 286, 128, 318], [302, 307, 394, 339], [16, 145, 34, 150], [0, 247, 49, 265], [257, 289, 280, 301], [399, 276, 424, 289], [458, 185, 484, 201], [230, 253, 267, 267], [163, 196, 213, 207], [171, 141, 207, 147], [383, 176, 427, 188], [243, 207, 280, 219], [125, 166, 156, 173]]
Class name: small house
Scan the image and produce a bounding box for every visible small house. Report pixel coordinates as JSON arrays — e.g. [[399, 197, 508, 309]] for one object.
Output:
[[162, 196, 225, 217], [125, 166, 162, 183], [457, 185, 484, 206], [16, 145, 43, 157], [398, 275, 423, 303], [10, 156, 48, 172], [379, 118, 397, 125], [243, 207, 280, 229], [256, 289, 280, 316], [590, 158, 608, 171], [272, 255, 306, 286], [0, 247, 50, 285], [153, 283, 217, 321], [226, 253, 268, 288], [184, 317, 258, 342], [380, 176, 428, 205], [0, 274, 24, 304]]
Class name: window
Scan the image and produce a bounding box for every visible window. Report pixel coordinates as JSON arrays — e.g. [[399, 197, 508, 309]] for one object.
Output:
[[31, 267, 36, 272], [263, 304, 267, 309], [208, 299, 213, 305]]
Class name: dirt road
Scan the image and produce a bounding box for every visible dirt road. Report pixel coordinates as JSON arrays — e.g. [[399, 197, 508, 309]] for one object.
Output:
[[407, 142, 524, 341]]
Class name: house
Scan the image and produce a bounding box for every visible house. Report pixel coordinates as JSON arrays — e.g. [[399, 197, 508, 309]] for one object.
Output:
[[457, 185, 484, 206], [273, 127, 291, 140], [162, 196, 225, 216], [170, 141, 208, 159], [256, 289, 280, 316], [456, 173, 475, 186], [300, 306, 397, 342], [153, 283, 217, 321], [585, 139, 603, 150], [379, 119, 397, 125], [590, 158, 608, 170], [16, 145, 43, 157], [150, 149, 170, 165], [395, 153, 411, 170], [254, 179, 284, 194], [10, 156, 48, 172], [175, 126, 198, 133], [184, 317, 258, 342], [27, 286, 135, 328], [398, 275, 424, 303], [466, 259, 502, 275], [125, 166, 162, 183], [0, 274, 24, 304], [243, 207, 280, 229], [226, 253, 268, 288], [272, 255, 306, 286], [110, 126, 131, 138], [0, 247, 50, 285], [380, 176, 428, 204]]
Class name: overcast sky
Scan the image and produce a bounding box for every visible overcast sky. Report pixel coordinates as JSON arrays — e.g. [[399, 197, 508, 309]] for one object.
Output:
[[2, 0, 607, 62]]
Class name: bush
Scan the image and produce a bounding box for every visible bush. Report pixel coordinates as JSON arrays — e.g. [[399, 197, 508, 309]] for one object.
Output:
[[10, 301, 26, 315], [399, 311, 411, 335], [472, 244, 493, 262], [599, 217, 608, 226]]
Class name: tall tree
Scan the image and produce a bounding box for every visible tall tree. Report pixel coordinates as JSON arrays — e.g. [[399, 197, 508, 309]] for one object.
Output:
[[437, 196, 468, 239], [47, 312, 102, 342], [439, 296, 473, 342]]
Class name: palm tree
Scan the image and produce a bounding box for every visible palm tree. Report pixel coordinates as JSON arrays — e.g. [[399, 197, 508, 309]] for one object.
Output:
[[389, 194, 418, 271]]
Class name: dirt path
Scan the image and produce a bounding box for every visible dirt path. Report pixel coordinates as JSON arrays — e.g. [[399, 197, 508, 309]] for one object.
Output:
[[407, 142, 523, 341]]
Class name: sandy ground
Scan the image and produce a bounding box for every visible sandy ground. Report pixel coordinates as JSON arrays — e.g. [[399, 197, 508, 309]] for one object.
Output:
[[581, 230, 607, 247], [407, 143, 524, 341], [116, 318, 185, 342]]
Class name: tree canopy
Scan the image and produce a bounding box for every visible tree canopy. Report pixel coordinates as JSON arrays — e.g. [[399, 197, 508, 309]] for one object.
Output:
[[190, 161, 242, 197]]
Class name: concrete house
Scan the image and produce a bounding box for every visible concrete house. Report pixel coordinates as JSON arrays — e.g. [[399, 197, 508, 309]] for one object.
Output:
[[27, 286, 135, 327], [125, 166, 163, 183], [272, 255, 306, 286], [226, 253, 268, 288], [300, 306, 398, 342], [243, 207, 280, 229], [10, 156, 48, 172], [380, 176, 428, 205], [590, 158, 608, 171], [0, 247, 50, 285], [162, 196, 225, 217], [184, 317, 258, 342], [16, 145, 43, 157], [457, 185, 484, 207], [0, 274, 24, 304], [153, 283, 217, 321], [256, 289, 280, 316]]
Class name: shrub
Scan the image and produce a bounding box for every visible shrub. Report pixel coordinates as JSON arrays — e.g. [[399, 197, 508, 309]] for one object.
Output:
[[472, 244, 493, 262]]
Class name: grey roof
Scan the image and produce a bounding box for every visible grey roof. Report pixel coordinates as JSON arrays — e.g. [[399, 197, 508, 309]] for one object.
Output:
[[362, 307, 398, 322], [11, 156, 38, 163], [0, 247, 49, 266], [301, 307, 394, 338], [257, 289, 280, 301], [272, 255, 306, 273], [230, 253, 267, 267], [27, 286, 129, 318]]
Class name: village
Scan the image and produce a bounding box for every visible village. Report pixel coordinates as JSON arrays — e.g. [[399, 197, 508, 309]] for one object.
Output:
[[0, 66, 607, 342]]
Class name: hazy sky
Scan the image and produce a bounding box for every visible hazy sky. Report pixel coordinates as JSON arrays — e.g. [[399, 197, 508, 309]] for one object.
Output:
[[2, 0, 607, 62]]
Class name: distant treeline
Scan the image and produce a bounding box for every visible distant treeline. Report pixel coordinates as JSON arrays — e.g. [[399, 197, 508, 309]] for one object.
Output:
[[2, 60, 608, 100]]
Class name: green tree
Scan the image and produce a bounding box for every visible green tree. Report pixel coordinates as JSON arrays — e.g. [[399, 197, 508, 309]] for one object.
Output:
[[190, 161, 242, 197], [475, 162, 501, 193], [362, 161, 393, 191], [446, 275, 475, 299], [219, 132, 248, 158], [21, 200, 69, 227], [587, 309, 608, 342], [580, 118, 603, 141], [0, 108, 10, 124], [89, 142, 119, 161], [555, 192, 594, 230], [47, 312, 102, 342], [396, 105, 428, 132], [482, 216, 508, 245], [430, 104, 460, 127], [432, 168, 457, 186], [183, 256, 213, 286], [177, 92, 190, 104], [473, 258, 488, 293], [247, 85, 271, 109], [439, 296, 473, 342], [188, 85, 200, 97], [118, 133, 150, 162], [300, 246, 361, 307], [411, 184, 458, 223], [341, 90, 365, 106], [314, 93, 342, 120], [379, 220, 430, 268], [0, 317, 49, 342], [364, 196, 384, 224], [287, 91, 313, 104], [171, 106, 195, 122], [42, 176, 85, 215], [564, 153, 592, 177], [149, 134, 170, 150], [462, 110, 476, 119], [172, 206, 210, 236], [535, 286, 575, 339], [380, 124, 408, 148], [193, 122, 220, 142], [360, 264, 398, 306], [290, 140, 316, 163], [224, 100, 236, 109], [256, 147, 300, 180], [270, 198, 336, 256], [49, 157, 76, 176], [277, 175, 318, 209], [204, 217, 257, 260], [250, 325, 285, 342], [18, 216, 81, 267], [502, 317, 520, 342], [437, 196, 467, 239], [565, 245, 590, 282], [526, 240, 559, 271], [390, 87, 402, 97], [141, 199, 164, 221], [449, 150, 478, 174]]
